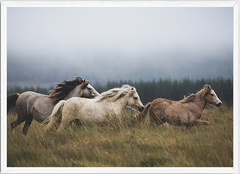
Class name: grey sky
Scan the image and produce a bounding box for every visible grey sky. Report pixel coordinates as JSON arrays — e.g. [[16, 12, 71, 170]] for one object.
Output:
[[7, 7, 233, 86]]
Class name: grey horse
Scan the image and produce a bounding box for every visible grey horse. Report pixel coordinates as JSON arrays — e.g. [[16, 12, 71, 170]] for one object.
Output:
[[7, 77, 100, 135]]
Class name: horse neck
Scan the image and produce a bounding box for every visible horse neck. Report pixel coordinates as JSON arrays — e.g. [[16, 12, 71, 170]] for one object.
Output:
[[64, 86, 81, 100], [194, 89, 207, 111], [108, 96, 128, 113]]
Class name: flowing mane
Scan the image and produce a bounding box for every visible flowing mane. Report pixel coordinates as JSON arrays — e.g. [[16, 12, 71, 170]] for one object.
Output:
[[180, 94, 196, 103], [96, 85, 136, 102], [180, 84, 212, 103], [48, 77, 84, 104]]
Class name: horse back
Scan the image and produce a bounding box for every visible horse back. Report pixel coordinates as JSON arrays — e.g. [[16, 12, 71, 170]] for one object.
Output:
[[150, 98, 173, 110], [16, 91, 45, 106]]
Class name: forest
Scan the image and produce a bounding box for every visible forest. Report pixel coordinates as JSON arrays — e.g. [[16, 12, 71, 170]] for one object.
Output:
[[7, 77, 233, 105]]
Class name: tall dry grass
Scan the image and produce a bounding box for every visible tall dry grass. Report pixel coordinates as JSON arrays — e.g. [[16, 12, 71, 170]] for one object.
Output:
[[7, 104, 233, 167]]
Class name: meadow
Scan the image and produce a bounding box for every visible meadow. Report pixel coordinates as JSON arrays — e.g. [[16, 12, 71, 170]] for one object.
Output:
[[7, 103, 233, 167]]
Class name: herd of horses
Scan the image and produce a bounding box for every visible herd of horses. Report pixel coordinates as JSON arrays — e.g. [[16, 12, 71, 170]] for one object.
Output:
[[7, 77, 222, 135]]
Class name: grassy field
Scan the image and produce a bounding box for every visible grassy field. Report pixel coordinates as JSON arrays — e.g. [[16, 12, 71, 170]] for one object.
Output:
[[7, 104, 233, 167]]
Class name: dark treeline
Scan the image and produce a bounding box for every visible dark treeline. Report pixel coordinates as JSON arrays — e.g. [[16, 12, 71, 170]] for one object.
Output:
[[7, 77, 233, 105], [7, 86, 53, 97]]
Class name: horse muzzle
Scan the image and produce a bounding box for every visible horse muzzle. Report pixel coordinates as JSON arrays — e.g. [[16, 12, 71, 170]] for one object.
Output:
[[216, 102, 222, 107], [138, 106, 144, 112]]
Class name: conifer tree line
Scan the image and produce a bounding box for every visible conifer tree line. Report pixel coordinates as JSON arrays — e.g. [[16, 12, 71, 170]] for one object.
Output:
[[7, 77, 233, 105]]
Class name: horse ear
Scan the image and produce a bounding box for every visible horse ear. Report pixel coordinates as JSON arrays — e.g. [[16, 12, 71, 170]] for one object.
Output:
[[203, 84, 212, 96], [129, 87, 136, 95], [203, 84, 209, 89], [75, 76, 83, 83], [203, 84, 211, 90], [81, 80, 89, 89]]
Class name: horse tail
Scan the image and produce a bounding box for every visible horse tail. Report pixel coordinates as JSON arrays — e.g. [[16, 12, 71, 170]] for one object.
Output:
[[7, 93, 19, 113], [134, 102, 151, 121], [44, 100, 65, 132]]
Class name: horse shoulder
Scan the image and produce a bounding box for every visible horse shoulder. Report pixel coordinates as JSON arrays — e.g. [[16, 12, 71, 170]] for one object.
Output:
[[177, 101, 203, 123], [186, 103, 203, 120]]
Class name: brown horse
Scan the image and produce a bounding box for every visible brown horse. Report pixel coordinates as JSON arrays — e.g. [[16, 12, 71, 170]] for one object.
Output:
[[7, 77, 100, 135], [135, 85, 222, 128]]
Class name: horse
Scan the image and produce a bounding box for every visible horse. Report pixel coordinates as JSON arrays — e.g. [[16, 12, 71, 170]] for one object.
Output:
[[135, 84, 222, 128], [7, 77, 100, 135], [44, 84, 144, 132]]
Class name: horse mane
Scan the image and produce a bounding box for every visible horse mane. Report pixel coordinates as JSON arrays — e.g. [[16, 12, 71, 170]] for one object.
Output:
[[180, 84, 212, 103], [48, 77, 84, 104], [96, 84, 136, 102], [180, 94, 196, 103]]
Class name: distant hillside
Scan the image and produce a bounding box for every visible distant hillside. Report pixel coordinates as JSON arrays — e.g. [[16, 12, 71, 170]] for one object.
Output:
[[7, 51, 233, 88]]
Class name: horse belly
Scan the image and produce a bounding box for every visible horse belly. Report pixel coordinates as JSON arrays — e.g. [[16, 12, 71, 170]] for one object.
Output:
[[80, 108, 104, 123], [32, 107, 52, 122], [65, 99, 104, 125]]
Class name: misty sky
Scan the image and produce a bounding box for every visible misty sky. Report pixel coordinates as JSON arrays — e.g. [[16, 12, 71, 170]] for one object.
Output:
[[7, 7, 233, 87]]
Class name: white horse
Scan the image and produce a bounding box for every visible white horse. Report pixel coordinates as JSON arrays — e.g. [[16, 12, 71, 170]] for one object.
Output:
[[45, 85, 144, 132]]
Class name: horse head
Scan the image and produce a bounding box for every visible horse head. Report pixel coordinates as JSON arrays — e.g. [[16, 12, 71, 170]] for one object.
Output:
[[125, 86, 144, 112], [202, 85, 222, 107], [80, 79, 100, 98]]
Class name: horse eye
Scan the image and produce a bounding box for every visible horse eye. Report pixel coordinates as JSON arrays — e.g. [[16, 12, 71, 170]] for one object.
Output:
[[210, 94, 214, 96], [87, 87, 91, 91], [133, 97, 138, 100]]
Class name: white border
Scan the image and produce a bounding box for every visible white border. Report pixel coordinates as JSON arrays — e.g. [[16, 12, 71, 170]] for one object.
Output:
[[1, 1, 8, 174], [0, 0, 237, 7], [1, 1, 239, 173], [233, 1, 239, 174]]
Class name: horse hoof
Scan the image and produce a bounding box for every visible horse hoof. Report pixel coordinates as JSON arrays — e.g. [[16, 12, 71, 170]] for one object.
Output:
[[205, 121, 210, 125]]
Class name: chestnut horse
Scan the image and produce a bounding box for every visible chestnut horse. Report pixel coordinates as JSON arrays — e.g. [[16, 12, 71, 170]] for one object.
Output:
[[7, 77, 100, 135], [44, 85, 144, 132], [135, 85, 222, 128]]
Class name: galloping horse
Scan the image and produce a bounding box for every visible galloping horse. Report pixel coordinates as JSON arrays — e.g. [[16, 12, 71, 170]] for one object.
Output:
[[135, 85, 222, 128], [7, 77, 100, 135], [44, 85, 144, 132]]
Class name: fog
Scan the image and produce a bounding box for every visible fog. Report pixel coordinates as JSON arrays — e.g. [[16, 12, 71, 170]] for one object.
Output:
[[7, 7, 233, 88]]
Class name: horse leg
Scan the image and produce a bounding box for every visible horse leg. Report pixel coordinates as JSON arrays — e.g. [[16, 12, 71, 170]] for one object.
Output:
[[149, 114, 164, 126], [56, 116, 73, 132], [193, 119, 210, 126], [11, 115, 26, 131], [69, 119, 82, 127], [22, 115, 33, 135], [74, 119, 82, 126], [185, 124, 192, 130]]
